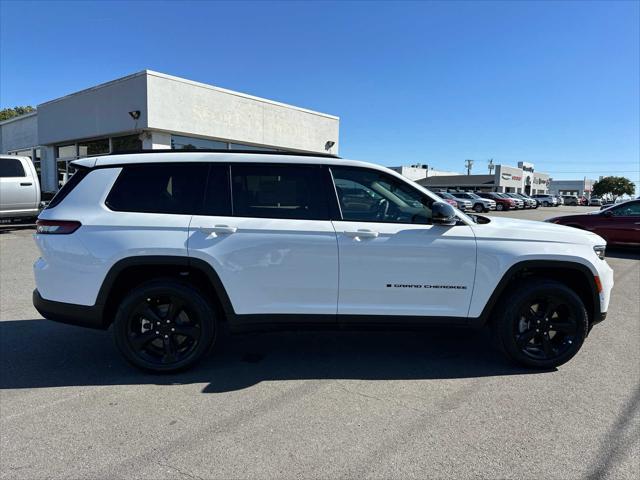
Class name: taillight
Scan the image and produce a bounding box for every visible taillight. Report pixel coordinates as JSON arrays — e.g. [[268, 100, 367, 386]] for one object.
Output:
[[36, 220, 81, 234]]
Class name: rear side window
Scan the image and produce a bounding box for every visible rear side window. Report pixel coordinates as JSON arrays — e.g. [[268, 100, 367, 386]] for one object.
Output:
[[231, 164, 329, 220], [106, 163, 208, 215], [46, 168, 90, 209], [0, 158, 25, 177]]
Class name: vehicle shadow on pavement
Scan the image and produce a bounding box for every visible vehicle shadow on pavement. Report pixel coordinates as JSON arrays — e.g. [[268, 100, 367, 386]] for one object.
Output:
[[605, 247, 640, 260], [0, 319, 546, 392]]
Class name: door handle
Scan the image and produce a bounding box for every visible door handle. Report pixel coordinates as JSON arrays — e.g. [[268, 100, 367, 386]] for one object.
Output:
[[344, 229, 379, 239], [20, 182, 32, 186], [198, 225, 237, 234]]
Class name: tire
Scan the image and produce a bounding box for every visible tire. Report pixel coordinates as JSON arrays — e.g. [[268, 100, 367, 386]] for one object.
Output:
[[473, 204, 484, 213], [496, 203, 504, 211], [542, 201, 549, 207], [490, 279, 588, 369], [113, 279, 217, 372]]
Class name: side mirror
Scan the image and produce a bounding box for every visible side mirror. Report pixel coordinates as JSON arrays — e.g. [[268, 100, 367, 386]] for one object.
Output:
[[431, 201, 458, 226], [603, 209, 613, 217]]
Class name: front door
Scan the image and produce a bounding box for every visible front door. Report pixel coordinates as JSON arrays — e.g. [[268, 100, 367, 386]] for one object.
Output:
[[0, 157, 36, 212], [330, 166, 477, 319], [188, 163, 339, 317]]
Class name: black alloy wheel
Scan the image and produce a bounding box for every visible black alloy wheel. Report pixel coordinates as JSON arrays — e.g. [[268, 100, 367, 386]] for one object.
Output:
[[113, 280, 217, 372], [496, 203, 504, 211], [492, 279, 588, 369], [514, 296, 579, 361], [474, 204, 484, 213]]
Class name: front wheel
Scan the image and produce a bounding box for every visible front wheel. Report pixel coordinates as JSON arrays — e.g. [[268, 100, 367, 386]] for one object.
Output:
[[496, 203, 504, 211], [113, 279, 217, 372], [473, 204, 484, 213], [543, 201, 549, 207], [491, 279, 588, 369]]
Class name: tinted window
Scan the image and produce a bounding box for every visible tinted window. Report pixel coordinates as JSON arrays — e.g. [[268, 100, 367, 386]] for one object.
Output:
[[231, 164, 329, 220], [609, 201, 640, 217], [46, 168, 90, 209], [0, 158, 25, 177], [331, 166, 434, 224], [202, 164, 231, 216], [106, 163, 208, 214]]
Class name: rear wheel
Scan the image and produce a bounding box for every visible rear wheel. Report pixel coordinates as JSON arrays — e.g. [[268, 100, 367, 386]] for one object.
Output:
[[113, 279, 217, 372], [491, 279, 588, 369]]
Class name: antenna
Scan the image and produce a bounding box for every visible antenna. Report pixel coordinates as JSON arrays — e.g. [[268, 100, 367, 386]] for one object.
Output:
[[465, 159, 474, 175]]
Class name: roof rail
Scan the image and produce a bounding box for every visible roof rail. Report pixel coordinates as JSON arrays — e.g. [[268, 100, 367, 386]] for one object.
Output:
[[107, 148, 341, 159]]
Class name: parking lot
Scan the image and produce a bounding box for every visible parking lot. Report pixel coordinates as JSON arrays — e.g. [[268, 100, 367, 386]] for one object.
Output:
[[1, 206, 638, 479]]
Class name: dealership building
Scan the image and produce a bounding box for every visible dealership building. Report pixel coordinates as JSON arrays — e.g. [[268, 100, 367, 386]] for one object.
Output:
[[0, 70, 340, 194], [548, 178, 594, 197], [418, 162, 550, 195]]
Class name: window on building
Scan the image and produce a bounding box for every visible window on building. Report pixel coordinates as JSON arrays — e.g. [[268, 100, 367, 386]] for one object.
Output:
[[105, 163, 208, 215], [229, 143, 276, 152], [171, 135, 228, 150], [0, 158, 26, 177], [112, 134, 142, 153], [331, 166, 434, 224], [231, 164, 329, 220], [78, 138, 109, 157]]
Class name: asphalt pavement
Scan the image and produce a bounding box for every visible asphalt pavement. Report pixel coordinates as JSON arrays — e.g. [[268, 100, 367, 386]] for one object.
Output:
[[1, 207, 638, 479]]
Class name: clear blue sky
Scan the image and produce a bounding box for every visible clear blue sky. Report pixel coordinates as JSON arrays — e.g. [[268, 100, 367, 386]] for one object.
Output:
[[1, 0, 638, 190]]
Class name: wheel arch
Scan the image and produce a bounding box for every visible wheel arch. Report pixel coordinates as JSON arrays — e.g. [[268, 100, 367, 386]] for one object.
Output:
[[97, 256, 235, 328], [473, 260, 600, 328]]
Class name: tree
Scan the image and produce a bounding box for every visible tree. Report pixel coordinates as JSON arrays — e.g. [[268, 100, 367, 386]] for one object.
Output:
[[0, 106, 36, 121], [591, 176, 636, 200]]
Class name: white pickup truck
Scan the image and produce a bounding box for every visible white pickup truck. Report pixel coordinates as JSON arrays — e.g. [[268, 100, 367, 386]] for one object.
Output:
[[0, 155, 41, 223]]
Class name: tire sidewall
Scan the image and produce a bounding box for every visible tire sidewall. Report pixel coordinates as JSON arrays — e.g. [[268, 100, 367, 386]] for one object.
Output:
[[113, 280, 216, 372], [495, 280, 588, 369]]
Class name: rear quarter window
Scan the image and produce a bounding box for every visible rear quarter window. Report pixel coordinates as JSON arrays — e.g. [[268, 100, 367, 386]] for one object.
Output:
[[105, 163, 209, 215]]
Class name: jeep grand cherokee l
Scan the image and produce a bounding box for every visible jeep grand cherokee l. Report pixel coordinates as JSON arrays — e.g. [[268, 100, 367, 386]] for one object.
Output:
[[33, 151, 613, 372]]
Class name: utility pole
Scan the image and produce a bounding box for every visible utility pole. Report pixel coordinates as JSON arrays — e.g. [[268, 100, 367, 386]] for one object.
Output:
[[488, 158, 494, 175], [465, 159, 474, 175]]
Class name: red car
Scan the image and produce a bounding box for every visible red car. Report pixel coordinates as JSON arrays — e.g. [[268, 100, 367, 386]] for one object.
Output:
[[475, 191, 516, 211], [547, 200, 640, 246]]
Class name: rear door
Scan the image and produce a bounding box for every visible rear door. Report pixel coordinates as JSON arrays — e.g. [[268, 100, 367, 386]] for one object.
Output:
[[0, 157, 37, 212], [188, 163, 339, 318], [330, 166, 477, 319]]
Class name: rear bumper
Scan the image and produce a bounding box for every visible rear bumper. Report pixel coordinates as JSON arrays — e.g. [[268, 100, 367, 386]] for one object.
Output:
[[33, 289, 106, 330]]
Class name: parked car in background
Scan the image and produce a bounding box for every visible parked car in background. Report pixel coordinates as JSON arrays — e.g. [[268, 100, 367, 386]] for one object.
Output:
[[531, 194, 558, 207], [436, 191, 472, 211], [475, 191, 515, 211], [563, 195, 579, 206], [32, 150, 613, 372], [589, 197, 603, 206], [0, 155, 41, 224], [547, 200, 640, 246], [512, 193, 537, 209], [579, 196, 589, 206], [503, 193, 525, 209], [518, 193, 539, 208], [555, 196, 564, 206], [449, 191, 496, 213]]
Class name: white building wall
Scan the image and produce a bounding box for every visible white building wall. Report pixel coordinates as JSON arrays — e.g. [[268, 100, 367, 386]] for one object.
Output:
[[0, 113, 38, 152], [146, 71, 339, 154]]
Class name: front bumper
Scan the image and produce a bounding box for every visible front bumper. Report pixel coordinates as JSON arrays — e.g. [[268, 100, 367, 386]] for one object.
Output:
[[33, 289, 107, 330]]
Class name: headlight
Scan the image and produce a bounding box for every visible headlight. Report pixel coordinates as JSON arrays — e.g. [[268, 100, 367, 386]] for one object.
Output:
[[593, 245, 606, 260]]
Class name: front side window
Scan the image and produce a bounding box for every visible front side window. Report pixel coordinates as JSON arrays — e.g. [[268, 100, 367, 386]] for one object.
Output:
[[231, 164, 329, 220], [331, 167, 434, 224], [0, 158, 25, 177], [106, 163, 208, 215]]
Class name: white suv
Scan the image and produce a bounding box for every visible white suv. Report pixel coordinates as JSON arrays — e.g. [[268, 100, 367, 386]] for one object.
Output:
[[33, 151, 613, 372]]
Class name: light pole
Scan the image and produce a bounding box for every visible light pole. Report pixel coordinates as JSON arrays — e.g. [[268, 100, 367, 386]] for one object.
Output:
[[465, 159, 474, 175], [488, 158, 494, 174]]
